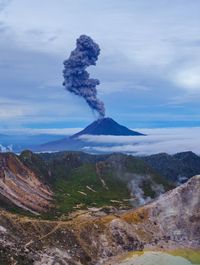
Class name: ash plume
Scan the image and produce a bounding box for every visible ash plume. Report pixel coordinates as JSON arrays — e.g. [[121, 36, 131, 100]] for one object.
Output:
[[63, 35, 105, 118]]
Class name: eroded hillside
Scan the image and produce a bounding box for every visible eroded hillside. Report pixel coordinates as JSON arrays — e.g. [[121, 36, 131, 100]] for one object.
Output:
[[0, 175, 199, 264], [0, 153, 53, 214]]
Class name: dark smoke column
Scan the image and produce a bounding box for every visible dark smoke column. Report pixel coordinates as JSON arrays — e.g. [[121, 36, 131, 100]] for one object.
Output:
[[63, 35, 105, 118]]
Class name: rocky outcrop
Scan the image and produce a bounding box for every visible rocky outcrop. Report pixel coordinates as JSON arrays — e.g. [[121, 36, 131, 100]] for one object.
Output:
[[146, 174, 200, 247], [0, 153, 53, 214], [0, 175, 199, 264], [122, 174, 200, 250]]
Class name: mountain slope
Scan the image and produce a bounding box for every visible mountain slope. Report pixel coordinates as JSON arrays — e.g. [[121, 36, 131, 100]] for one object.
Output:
[[39, 152, 172, 212], [72, 117, 144, 138], [0, 151, 172, 217], [2, 150, 199, 217], [0, 175, 199, 265]]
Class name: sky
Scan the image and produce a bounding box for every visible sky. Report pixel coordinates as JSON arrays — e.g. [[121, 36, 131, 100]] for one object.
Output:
[[1, 0, 200, 132]]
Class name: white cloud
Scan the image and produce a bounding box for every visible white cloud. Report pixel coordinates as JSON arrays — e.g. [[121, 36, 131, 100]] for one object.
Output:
[[0, 93, 93, 126], [0, 127, 81, 135], [81, 127, 200, 155], [84, 138, 200, 155], [0, 0, 11, 12], [0, 108, 26, 118], [172, 66, 200, 92], [0, 97, 36, 120]]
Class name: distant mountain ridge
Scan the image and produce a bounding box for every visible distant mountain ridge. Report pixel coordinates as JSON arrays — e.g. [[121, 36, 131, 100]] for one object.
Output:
[[141, 151, 200, 183]]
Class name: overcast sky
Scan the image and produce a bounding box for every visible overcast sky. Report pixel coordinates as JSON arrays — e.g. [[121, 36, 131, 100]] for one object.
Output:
[[1, 0, 200, 131]]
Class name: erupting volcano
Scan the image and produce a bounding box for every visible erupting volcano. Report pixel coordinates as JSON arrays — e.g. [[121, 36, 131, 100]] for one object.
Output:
[[35, 35, 144, 152], [62, 35, 143, 138]]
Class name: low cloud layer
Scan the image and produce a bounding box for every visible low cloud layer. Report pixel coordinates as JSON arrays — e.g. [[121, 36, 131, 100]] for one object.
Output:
[[1, 126, 199, 155], [80, 127, 200, 155]]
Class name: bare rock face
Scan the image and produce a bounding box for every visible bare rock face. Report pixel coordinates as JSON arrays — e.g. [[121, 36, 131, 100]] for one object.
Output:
[[148, 174, 200, 246], [121, 175, 200, 250], [0, 175, 199, 264], [0, 153, 53, 214]]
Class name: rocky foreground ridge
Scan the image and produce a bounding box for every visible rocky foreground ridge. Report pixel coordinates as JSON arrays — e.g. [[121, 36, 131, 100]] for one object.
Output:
[[0, 175, 199, 264]]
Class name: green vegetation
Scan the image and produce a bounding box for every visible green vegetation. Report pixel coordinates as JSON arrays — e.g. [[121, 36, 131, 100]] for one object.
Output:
[[140, 180, 156, 198], [125, 155, 173, 190], [17, 151, 173, 218], [54, 163, 131, 214], [20, 150, 50, 183]]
